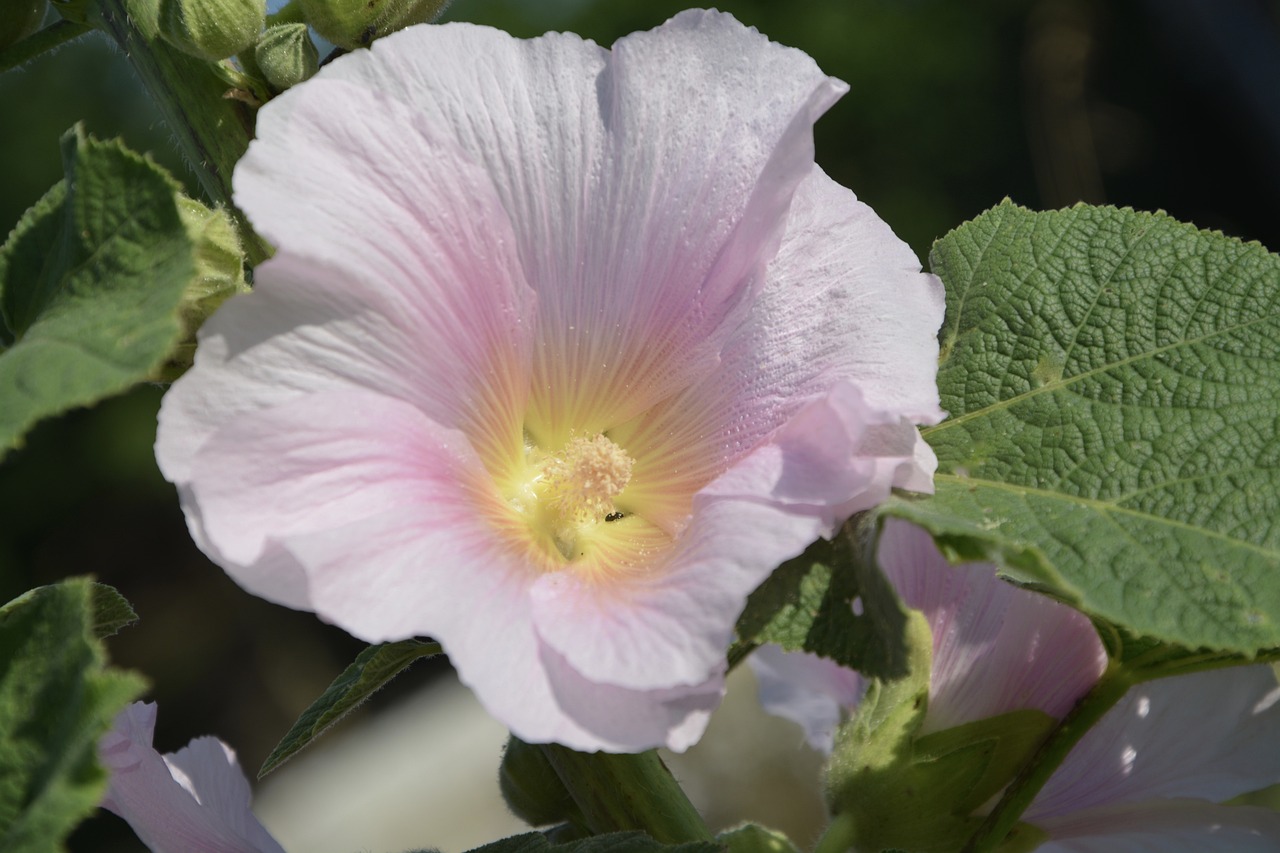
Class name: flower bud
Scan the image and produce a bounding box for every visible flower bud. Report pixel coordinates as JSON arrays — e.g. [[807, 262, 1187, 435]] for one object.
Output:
[[254, 23, 318, 91], [158, 0, 264, 60], [299, 0, 449, 50], [156, 197, 249, 380], [0, 0, 48, 51]]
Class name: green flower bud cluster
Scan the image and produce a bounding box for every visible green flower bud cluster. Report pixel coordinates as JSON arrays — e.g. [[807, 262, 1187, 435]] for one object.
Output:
[[299, 0, 451, 50]]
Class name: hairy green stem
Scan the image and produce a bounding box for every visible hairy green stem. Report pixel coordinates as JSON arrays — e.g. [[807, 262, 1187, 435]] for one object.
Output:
[[93, 0, 270, 265], [0, 20, 91, 75], [541, 745, 713, 843]]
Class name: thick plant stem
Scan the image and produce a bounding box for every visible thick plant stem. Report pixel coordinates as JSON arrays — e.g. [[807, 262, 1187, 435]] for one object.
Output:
[[812, 814, 857, 853], [541, 745, 713, 843], [93, 0, 271, 265], [0, 21, 91, 75]]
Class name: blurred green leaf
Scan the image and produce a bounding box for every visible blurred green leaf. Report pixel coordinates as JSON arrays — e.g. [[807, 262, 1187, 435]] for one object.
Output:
[[0, 578, 145, 853], [88, 582, 137, 639], [465, 831, 722, 853], [732, 519, 909, 680], [888, 201, 1280, 656], [0, 125, 195, 459], [259, 638, 441, 777]]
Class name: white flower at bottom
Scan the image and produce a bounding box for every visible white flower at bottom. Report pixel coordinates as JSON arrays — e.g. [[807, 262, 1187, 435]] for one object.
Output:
[[98, 702, 284, 853], [156, 11, 945, 752], [752, 519, 1280, 850]]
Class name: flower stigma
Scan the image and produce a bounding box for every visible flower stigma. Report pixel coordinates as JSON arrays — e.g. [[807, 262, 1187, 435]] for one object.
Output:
[[509, 433, 636, 563]]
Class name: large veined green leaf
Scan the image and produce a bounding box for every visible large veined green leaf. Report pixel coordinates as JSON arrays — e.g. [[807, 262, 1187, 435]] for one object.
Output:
[[887, 201, 1280, 655], [0, 127, 196, 458], [0, 580, 145, 852]]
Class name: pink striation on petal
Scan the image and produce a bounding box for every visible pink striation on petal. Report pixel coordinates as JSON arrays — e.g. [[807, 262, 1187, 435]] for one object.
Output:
[[98, 703, 284, 853], [1026, 665, 1280, 822], [877, 518, 1108, 733]]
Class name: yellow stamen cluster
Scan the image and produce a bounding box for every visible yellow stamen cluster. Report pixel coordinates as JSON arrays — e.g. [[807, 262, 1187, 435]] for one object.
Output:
[[511, 433, 635, 562]]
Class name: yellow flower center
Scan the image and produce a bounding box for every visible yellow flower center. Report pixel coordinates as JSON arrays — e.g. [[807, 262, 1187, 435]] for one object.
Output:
[[509, 433, 636, 562]]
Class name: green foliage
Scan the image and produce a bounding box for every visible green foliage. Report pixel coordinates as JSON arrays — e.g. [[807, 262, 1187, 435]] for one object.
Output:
[[500, 736, 582, 829], [716, 824, 799, 853], [0, 127, 196, 460], [88, 582, 138, 639], [888, 201, 1280, 656], [0, 579, 145, 853], [825, 611, 1054, 853], [732, 518, 910, 679], [465, 830, 722, 853], [259, 638, 440, 777]]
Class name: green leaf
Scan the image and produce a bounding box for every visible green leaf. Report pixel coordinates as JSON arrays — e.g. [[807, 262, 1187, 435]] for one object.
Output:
[[0, 126, 196, 459], [258, 638, 440, 777], [88, 583, 138, 639], [888, 201, 1280, 655], [732, 518, 910, 680], [716, 824, 799, 853], [0, 579, 146, 852], [466, 831, 722, 853]]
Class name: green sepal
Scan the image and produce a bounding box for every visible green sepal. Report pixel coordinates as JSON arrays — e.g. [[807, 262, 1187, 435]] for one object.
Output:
[[0, 578, 146, 852], [825, 610, 1057, 853], [0, 126, 196, 460], [259, 638, 440, 777]]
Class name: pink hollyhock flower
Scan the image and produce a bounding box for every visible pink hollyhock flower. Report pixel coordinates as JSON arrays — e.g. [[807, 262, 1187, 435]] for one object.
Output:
[[156, 11, 945, 751], [97, 702, 285, 853], [752, 519, 1280, 850]]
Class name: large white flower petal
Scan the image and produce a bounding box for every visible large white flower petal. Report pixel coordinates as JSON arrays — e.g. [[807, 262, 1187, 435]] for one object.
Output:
[[613, 169, 945, 528], [316, 13, 845, 439], [1027, 665, 1280, 820], [1033, 800, 1280, 853]]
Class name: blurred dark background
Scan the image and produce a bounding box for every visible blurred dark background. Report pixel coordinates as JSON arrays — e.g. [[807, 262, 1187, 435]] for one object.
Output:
[[3, 0, 1280, 849]]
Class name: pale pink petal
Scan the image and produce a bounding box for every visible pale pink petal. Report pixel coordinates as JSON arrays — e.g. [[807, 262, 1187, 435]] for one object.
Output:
[[612, 169, 945, 528], [1027, 665, 1280, 820], [877, 518, 1108, 732], [181, 388, 485, 611], [1033, 800, 1280, 853], [98, 703, 283, 853], [751, 645, 863, 752], [317, 13, 845, 440], [281, 505, 717, 752], [162, 72, 536, 487], [529, 498, 828, 691]]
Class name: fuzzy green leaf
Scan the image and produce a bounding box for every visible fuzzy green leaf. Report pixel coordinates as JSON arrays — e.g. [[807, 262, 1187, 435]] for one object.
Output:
[[259, 639, 440, 777], [733, 519, 910, 680], [0, 127, 195, 458], [0, 579, 145, 852], [888, 201, 1280, 655]]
